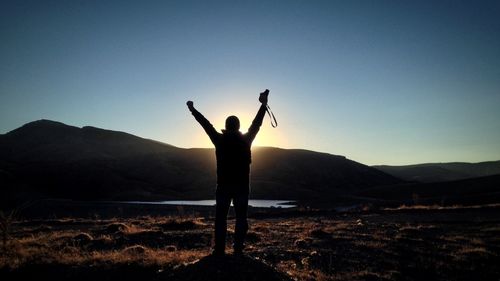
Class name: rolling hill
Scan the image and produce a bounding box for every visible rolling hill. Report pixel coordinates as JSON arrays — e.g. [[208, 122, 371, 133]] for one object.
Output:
[[356, 174, 500, 206], [374, 161, 500, 183], [0, 120, 402, 204]]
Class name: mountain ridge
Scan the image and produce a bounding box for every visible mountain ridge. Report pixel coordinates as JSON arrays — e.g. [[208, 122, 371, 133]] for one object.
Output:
[[0, 119, 401, 203], [374, 161, 500, 183]]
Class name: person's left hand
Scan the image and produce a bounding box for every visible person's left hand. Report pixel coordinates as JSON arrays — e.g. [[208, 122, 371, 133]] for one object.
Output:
[[186, 101, 194, 111]]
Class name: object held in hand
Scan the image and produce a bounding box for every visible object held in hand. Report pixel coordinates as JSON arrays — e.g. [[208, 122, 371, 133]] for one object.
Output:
[[259, 89, 277, 128], [259, 89, 269, 103]]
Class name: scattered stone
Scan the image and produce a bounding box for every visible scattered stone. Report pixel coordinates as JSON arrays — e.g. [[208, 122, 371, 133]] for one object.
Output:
[[294, 239, 308, 248], [165, 245, 177, 252], [73, 233, 93, 244], [310, 228, 330, 238], [159, 219, 201, 231], [122, 245, 147, 255], [105, 223, 129, 233]]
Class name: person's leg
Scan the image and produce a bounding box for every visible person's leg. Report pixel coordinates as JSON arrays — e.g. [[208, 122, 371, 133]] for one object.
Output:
[[232, 191, 249, 254], [214, 189, 231, 254]]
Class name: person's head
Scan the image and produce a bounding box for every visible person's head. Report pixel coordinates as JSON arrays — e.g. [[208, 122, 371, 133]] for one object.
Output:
[[225, 115, 240, 132]]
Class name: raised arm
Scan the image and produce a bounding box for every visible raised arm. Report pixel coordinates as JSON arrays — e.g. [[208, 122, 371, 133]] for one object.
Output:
[[246, 90, 269, 143], [187, 101, 220, 145]]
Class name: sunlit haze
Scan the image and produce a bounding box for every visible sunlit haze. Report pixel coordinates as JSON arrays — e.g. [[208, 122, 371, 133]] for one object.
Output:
[[1, 0, 500, 165]]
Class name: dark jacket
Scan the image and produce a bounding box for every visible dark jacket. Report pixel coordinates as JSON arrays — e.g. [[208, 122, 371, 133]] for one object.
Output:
[[191, 104, 267, 192]]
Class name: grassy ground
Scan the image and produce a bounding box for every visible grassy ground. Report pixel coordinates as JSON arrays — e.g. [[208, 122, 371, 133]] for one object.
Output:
[[1, 207, 500, 281]]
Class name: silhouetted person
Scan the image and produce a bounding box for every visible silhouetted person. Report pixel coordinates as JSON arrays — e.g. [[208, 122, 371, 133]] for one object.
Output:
[[187, 90, 269, 255]]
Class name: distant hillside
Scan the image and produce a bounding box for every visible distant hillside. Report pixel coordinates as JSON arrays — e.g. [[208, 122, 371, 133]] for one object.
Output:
[[251, 147, 401, 200], [0, 119, 180, 161], [373, 161, 500, 183], [0, 120, 401, 204], [356, 174, 500, 206]]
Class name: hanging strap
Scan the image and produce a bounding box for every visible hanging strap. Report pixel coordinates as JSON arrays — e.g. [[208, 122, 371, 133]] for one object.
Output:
[[266, 104, 278, 128]]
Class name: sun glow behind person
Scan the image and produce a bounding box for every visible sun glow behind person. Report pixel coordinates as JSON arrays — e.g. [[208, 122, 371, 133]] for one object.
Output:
[[191, 107, 286, 149], [184, 84, 287, 149]]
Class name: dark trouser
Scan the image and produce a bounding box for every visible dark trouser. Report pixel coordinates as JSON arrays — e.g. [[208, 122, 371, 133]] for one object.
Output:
[[214, 188, 249, 252]]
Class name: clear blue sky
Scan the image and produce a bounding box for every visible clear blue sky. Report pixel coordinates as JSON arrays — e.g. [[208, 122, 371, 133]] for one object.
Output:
[[1, 0, 500, 165]]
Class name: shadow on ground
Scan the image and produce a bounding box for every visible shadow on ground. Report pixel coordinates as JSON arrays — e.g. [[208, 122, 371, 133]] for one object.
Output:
[[166, 254, 293, 281], [1, 255, 292, 281]]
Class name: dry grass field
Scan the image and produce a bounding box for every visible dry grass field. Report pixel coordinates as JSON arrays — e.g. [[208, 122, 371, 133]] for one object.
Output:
[[1, 207, 500, 281]]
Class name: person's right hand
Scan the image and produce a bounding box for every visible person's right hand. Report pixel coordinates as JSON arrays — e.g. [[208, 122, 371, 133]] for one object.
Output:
[[259, 89, 269, 104], [186, 101, 194, 111]]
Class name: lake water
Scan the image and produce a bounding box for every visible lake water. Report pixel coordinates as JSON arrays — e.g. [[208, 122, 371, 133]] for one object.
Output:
[[123, 200, 296, 208]]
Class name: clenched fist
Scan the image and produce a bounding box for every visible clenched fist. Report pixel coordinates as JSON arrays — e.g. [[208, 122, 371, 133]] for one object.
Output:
[[186, 101, 194, 112]]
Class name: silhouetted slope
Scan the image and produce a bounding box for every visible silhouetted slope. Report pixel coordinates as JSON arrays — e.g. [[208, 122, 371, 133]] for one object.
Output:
[[357, 174, 500, 206], [0, 120, 401, 203], [1, 119, 180, 162], [374, 161, 500, 183], [0, 120, 205, 201], [251, 147, 402, 200]]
